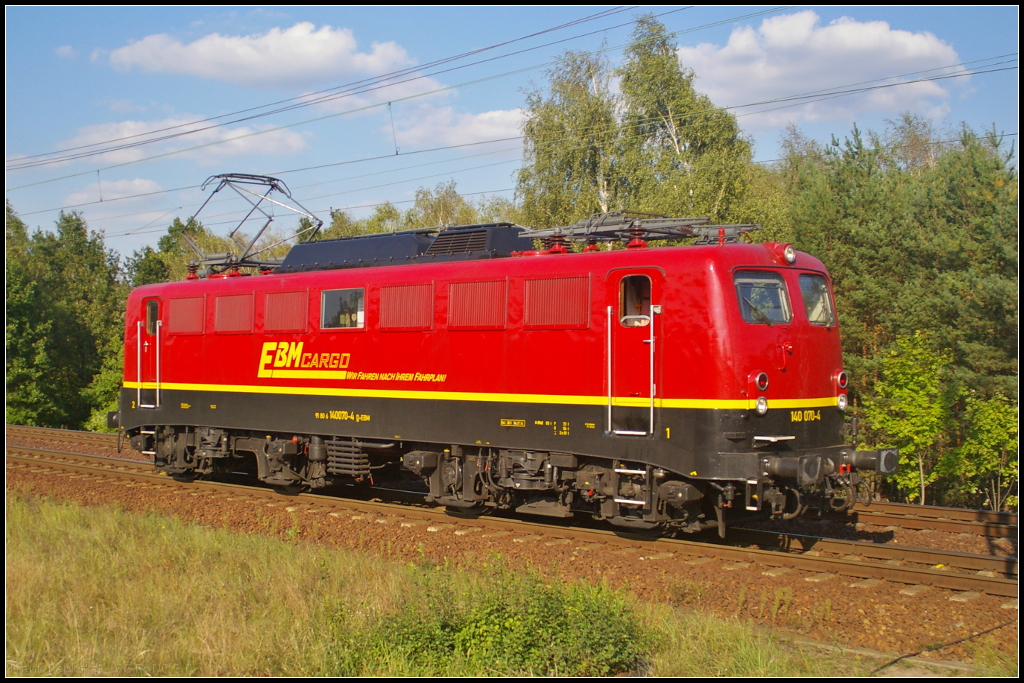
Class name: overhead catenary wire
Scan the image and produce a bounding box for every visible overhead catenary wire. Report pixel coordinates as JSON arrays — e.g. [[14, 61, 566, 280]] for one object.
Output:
[[6, 6, 642, 169], [8, 9, 1010, 193], [94, 121, 1016, 242], [8, 5, 692, 172], [14, 52, 1017, 224], [5, 6, 795, 190], [102, 187, 517, 238]]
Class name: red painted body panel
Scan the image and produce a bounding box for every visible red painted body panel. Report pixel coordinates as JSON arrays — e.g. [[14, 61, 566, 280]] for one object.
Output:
[[122, 243, 844, 406]]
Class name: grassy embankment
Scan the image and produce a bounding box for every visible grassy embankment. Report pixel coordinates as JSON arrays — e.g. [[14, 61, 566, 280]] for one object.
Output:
[[5, 496, 1013, 676]]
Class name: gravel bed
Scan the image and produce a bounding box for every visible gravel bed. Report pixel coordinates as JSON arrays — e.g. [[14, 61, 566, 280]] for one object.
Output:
[[10, 430, 1018, 558], [6, 463, 1017, 665]]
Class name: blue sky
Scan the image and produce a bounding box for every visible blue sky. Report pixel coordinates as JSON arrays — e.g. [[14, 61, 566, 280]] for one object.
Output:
[[5, 6, 1018, 257]]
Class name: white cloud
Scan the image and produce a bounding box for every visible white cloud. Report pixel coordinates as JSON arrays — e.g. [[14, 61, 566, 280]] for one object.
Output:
[[55, 45, 77, 59], [108, 22, 411, 89], [393, 105, 525, 148], [64, 178, 163, 205], [105, 98, 148, 114], [677, 11, 962, 128], [58, 115, 309, 166]]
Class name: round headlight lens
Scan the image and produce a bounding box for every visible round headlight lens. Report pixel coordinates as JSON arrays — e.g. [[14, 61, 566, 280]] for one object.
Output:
[[837, 370, 849, 389], [837, 394, 848, 411], [756, 396, 769, 415], [783, 244, 797, 263]]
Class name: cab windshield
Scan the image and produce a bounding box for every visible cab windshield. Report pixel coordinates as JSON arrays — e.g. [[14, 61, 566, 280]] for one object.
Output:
[[734, 271, 792, 326]]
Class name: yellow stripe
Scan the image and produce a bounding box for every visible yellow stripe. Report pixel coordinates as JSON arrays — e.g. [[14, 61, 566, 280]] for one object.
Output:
[[267, 369, 349, 380], [126, 381, 837, 411]]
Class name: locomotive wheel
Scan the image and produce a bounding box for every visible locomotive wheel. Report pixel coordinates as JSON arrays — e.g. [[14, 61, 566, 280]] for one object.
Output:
[[272, 484, 305, 496], [443, 504, 486, 518]]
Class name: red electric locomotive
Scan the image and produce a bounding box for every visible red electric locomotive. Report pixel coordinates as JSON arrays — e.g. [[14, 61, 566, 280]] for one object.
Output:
[[112, 207, 897, 535]]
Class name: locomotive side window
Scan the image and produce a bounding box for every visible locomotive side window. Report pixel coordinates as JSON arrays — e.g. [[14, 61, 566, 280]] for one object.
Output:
[[734, 271, 792, 326], [619, 275, 651, 327], [321, 288, 364, 329], [798, 274, 835, 326], [145, 299, 159, 335]]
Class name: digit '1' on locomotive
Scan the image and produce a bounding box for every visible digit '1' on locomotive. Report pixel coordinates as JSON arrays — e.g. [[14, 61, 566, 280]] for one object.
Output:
[[110, 185, 897, 536]]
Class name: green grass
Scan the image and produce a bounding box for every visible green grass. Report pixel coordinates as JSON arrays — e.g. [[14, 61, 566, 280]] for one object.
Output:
[[6, 495, 874, 676]]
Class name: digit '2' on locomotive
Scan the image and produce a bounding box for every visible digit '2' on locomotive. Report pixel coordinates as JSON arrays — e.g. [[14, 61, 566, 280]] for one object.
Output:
[[110, 174, 897, 536]]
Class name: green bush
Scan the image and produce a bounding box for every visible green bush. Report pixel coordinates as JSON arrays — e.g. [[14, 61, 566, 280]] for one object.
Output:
[[352, 570, 646, 676]]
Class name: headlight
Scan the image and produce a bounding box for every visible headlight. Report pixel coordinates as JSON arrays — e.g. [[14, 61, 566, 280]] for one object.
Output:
[[835, 370, 849, 389], [756, 396, 769, 415], [837, 394, 848, 411], [783, 244, 797, 263]]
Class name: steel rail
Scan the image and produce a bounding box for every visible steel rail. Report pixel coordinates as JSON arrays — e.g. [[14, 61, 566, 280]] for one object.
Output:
[[8, 425, 1019, 534], [8, 447, 1017, 598], [836, 508, 1015, 537], [728, 527, 1017, 578], [851, 500, 1016, 526], [7, 425, 118, 445], [9, 428, 1015, 524]]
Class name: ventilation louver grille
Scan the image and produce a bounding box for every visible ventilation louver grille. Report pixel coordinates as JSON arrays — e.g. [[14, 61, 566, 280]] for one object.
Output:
[[426, 230, 488, 255]]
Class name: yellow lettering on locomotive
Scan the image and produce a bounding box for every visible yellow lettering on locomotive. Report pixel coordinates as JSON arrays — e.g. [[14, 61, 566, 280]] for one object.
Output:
[[340, 353, 351, 368], [287, 342, 303, 367], [259, 341, 278, 377], [329, 353, 340, 368], [274, 341, 289, 367], [500, 419, 526, 427]]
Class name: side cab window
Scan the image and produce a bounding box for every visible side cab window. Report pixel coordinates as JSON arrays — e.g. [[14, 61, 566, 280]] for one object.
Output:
[[321, 288, 364, 329], [798, 273, 835, 326]]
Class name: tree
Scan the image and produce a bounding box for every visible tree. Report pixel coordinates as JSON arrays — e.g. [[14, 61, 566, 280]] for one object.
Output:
[[864, 333, 955, 504], [403, 180, 480, 228], [617, 16, 751, 221], [516, 50, 619, 228], [939, 393, 1018, 511], [5, 206, 127, 429], [126, 217, 222, 283], [788, 121, 1018, 412], [6, 204, 54, 425], [515, 17, 754, 229]]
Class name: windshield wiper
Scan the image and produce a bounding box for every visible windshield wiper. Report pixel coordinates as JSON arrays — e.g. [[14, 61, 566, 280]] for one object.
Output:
[[743, 296, 773, 327]]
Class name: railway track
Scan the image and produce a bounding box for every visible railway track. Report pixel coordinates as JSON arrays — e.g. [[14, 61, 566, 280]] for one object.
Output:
[[7, 443, 1018, 599], [843, 502, 1016, 537], [9, 425, 1019, 538], [7, 424, 118, 447]]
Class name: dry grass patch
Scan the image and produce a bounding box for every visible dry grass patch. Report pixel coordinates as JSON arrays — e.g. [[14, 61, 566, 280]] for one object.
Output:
[[8, 495, 879, 676]]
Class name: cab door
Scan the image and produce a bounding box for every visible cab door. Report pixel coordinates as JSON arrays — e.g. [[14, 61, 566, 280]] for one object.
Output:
[[137, 298, 162, 408], [607, 270, 663, 435]]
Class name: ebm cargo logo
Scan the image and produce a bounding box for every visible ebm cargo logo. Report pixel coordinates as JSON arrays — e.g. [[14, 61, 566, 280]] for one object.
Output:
[[258, 342, 350, 379]]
